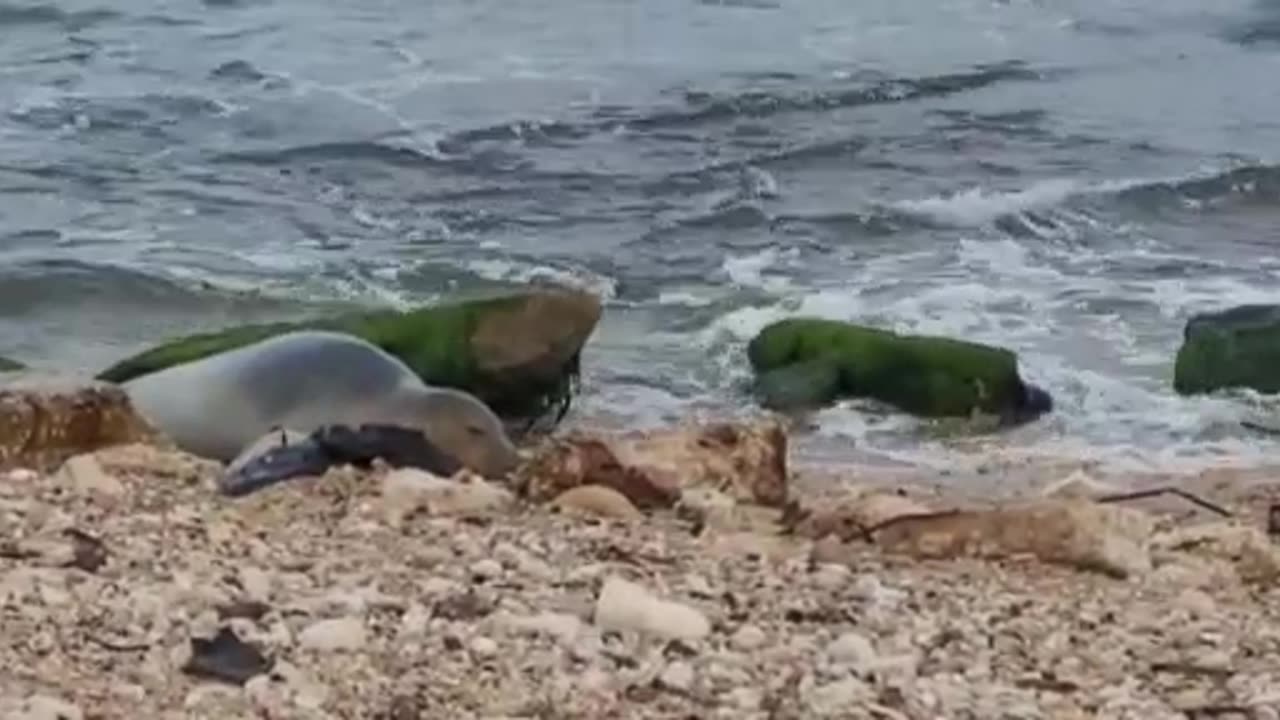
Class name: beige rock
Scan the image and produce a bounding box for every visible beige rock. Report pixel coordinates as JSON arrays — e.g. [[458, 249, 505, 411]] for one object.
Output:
[[659, 661, 695, 692], [381, 468, 513, 525], [53, 453, 125, 497], [6, 696, 83, 720], [785, 490, 933, 541], [1153, 521, 1280, 584], [0, 376, 161, 472], [593, 576, 710, 642], [731, 624, 768, 651], [551, 484, 643, 521], [298, 617, 367, 652], [515, 419, 789, 508], [827, 631, 877, 669], [870, 499, 1155, 578]]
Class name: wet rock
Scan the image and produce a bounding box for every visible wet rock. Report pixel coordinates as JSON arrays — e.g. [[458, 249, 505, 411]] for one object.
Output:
[[516, 419, 788, 508], [593, 576, 710, 642], [0, 376, 161, 471], [551, 484, 643, 521], [1174, 304, 1280, 395], [869, 499, 1154, 578], [298, 617, 367, 652]]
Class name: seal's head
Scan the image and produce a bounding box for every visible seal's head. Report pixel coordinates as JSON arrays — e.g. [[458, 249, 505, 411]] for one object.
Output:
[[390, 387, 521, 478]]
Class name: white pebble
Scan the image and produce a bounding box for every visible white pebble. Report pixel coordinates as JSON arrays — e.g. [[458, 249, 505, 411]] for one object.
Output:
[[10, 696, 83, 720], [298, 617, 366, 652], [827, 631, 877, 669], [470, 558, 503, 580], [660, 661, 695, 692], [593, 576, 710, 642], [731, 624, 768, 651], [238, 566, 272, 603], [470, 636, 499, 658]]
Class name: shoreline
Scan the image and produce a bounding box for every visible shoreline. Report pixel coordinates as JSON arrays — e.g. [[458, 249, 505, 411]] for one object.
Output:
[[4, 412, 1280, 718]]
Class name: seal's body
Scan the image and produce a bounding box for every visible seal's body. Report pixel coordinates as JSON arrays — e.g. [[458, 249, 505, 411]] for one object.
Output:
[[122, 330, 520, 478]]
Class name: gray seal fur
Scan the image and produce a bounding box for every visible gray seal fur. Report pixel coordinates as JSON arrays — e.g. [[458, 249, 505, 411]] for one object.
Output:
[[121, 330, 520, 478]]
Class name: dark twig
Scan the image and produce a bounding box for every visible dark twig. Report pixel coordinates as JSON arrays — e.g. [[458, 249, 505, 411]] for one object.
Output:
[[1094, 487, 1232, 518], [85, 634, 151, 653]]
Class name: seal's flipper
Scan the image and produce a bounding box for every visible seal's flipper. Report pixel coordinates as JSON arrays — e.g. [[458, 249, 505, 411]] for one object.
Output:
[[313, 423, 464, 477], [219, 438, 335, 497]]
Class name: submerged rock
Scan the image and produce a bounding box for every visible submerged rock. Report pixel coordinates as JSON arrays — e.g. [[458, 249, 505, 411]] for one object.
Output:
[[747, 317, 1053, 425], [1174, 304, 1280, 395], [0, 356, 23, 372], [0, 375, 161, 471]]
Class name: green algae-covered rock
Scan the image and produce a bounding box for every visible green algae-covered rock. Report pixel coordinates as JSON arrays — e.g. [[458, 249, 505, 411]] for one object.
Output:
[[0, 357, 23, 373], [746, 317, 1051, 422], [97, 288, 603, 426], [1174, 304, 1280, 395]]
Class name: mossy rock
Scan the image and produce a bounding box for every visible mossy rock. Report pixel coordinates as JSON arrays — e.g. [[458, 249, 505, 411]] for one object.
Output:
[[1174, 304, 1280, 395], [746, 317, 1052, 423], [97, 288, 603, 427], [0, 357, 23, 373]]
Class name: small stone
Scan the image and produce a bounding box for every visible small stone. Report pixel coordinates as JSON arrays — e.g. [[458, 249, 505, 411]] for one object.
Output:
[[812, 563, 850, 590], [731, 624, 767, 651], [399, 602, 430, 639], [238, 566, 272, 604], [298, 617, 366, 652], [381, 468, 513, 525], [660, 661, 695, 692], [470, 636, 499, 659], [6, 468, 38, 482], [10, 696, 83, 720], [551, 484, 643, 521], [828, 631, 877, 669], [502, 611, 585, 645], [55, 453, 124, 497], [470, 558, 503, 580], [593, 575, 710, 642], [727, 686, 763, 710], [1175, 588, 1217, 617], [807, 677, 871, 716]]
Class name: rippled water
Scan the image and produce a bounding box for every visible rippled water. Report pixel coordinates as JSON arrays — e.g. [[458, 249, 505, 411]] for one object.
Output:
[[4, 0, 1280, 475]]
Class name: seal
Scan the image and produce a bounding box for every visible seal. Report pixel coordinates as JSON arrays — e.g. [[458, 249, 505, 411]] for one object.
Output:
[[121, 330, 521, 479]]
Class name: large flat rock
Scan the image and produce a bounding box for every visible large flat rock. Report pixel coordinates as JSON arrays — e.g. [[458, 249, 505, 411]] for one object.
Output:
[[0, 374, 163, 471]]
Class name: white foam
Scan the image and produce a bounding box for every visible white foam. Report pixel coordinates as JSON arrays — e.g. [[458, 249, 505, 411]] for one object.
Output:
[[464, 257, 619, 299], [892, 177, 1142, 227]]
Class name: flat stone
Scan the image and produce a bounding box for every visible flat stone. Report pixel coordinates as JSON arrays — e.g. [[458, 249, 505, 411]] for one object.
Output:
[[593, 576, 710, 642], [298, 617, 366, 652], [550, 484, 643, 522]]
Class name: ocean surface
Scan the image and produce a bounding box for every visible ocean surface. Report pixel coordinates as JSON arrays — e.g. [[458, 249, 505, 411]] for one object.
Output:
[[4, 0, 1280, 476]]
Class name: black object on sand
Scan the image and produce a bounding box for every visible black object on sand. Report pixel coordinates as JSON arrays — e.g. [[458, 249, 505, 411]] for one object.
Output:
[[219, 423, 464, 497]]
